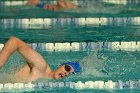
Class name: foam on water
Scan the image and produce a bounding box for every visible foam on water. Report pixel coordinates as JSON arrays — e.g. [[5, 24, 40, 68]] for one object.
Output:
[[64, 2, 128, 15]]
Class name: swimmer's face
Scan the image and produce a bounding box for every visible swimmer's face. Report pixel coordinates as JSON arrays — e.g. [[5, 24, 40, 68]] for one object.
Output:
[[54, 65, 74, 79]]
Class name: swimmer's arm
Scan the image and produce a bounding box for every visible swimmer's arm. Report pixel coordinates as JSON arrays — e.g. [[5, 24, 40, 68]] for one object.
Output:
[[0, 36, 50, 72]]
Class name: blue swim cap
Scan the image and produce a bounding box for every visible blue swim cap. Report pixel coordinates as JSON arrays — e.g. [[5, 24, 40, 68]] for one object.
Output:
[[61, 62, 81, 74], [36, 2, 46, 8]]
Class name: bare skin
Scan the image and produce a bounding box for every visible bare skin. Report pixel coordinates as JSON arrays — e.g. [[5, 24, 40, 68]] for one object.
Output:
[[0, 36, 74, 83], [26, 0, 77, 11]]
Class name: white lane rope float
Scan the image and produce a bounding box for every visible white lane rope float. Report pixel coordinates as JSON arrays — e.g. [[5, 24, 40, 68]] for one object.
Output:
[[0, 80, 140, 92]]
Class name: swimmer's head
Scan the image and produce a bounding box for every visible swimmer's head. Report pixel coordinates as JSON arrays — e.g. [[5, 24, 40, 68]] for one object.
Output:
[[54, 62, 81, 79]]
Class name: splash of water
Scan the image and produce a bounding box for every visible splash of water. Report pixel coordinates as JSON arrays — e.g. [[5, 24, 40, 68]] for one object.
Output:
[[63, 2, 124, 14], [79, 51, 108, 77]]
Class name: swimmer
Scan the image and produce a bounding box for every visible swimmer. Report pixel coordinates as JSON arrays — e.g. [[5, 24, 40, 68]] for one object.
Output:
[[0, 36, 81, 82], [27, 0, 77, 11]]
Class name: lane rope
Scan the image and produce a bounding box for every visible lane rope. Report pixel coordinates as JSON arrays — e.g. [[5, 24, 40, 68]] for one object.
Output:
[[0, 80, 140, 91]]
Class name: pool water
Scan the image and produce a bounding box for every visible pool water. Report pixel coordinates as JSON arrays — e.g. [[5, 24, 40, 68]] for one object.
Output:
[[0, 0, 140, 93], [0, 17, 140, 42]]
